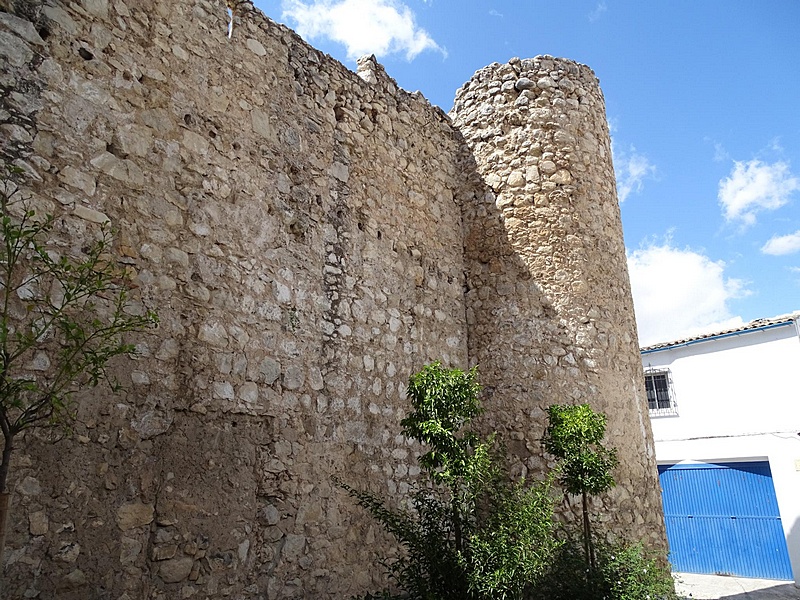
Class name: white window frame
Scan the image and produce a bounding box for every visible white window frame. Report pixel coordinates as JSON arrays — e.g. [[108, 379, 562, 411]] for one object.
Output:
[[644, 368, 678, 417]]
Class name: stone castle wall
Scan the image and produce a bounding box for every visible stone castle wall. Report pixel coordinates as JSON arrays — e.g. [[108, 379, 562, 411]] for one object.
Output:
[[0, 0, 664, 598]]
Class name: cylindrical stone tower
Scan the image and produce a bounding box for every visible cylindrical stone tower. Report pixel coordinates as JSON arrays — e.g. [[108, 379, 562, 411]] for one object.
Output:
[[450, 56, 667, 549]]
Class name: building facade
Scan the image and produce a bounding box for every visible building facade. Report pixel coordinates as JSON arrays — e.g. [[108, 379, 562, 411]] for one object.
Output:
[[643, 314, 800, 585]]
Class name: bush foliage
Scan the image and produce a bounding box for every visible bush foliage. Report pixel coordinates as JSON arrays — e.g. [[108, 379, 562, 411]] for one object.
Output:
[[532, 537, 678, 600], [340, 362, 677, 600], [543, 403, 619, 570], [339, 362, 559, 600]]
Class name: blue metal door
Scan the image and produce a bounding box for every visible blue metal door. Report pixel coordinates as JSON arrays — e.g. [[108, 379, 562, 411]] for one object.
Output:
[[658, 461, 793, 580]]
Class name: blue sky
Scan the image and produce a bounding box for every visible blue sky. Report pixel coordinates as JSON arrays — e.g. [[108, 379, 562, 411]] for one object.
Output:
[[252, 0, 800, 345]]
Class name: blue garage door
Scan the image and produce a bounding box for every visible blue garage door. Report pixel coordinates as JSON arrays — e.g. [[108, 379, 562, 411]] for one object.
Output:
[[658, 461, 793, 580]]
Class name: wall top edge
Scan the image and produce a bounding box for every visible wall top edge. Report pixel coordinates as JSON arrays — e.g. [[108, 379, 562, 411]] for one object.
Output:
[[452, 54, 599, 100], [224, 0, 453, 121]]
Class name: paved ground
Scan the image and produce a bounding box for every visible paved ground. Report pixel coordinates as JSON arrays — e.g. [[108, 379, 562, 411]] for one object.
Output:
[[674, 573, 800, 599]]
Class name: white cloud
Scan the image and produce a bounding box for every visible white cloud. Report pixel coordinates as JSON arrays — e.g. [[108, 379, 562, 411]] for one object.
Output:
[[588, 1, 607, 22], [281, 0, 444, 61], [768, 137, 785, 153], [762, 230, 800, 256], [713, 142, 729, 163], [718, 159, 800, 226], [613, 144, 656, 202], [627, 241, 747, 346]]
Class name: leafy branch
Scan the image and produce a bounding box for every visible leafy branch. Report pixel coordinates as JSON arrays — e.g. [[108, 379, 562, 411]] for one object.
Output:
[[0, 165, 157, 561]]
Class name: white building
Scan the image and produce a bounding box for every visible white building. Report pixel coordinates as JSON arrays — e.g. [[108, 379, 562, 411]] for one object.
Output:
[[641, 313, 800, 586]]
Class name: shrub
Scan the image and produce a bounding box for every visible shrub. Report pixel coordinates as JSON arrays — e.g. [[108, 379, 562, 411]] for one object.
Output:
[[532, 536, 678, 600], [340, 365, 676, 600], [339, 362, 560, 600]]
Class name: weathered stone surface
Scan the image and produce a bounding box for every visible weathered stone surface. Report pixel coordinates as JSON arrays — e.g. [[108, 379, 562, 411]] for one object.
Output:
[[251, 109, 275, 141], [119, 537, 142, 564], [131, 410, 174, 439], [507, 171, 525, 187], [54, 541, 81, 563], [17, 476, 40, 496], [73, 204, 109, 224], [246, 38, 266, 56], [283, 365, 305, 390], [151, 544, 178, 561], [256, 357, 281, 384], [28, 351, 50, 371], [0, 123, 33, 144], [80, 0, 109, 18], [159, 556, 194, 583], [29, 510, 48, 536], [58, 166, 96, 196], [515, 77, 535, 91], [283, 534, 306, 561], [116, 502, 154, 531], [330, 162, 349, 182], [0, 12, 45, 47], [262, 504, 280, 525], [550, 169, 572, 185], [0, 29, 33, 67], [59, 569, 86, 590], [89, 152, 144, 186], [451, 54, 666, 554]]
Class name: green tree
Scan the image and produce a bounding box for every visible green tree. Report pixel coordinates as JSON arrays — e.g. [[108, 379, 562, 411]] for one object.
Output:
[[543, 403, 618, 571], [400, 361, 492, 558], [339, 362, 559, 600], [0, 167, 157, 561]]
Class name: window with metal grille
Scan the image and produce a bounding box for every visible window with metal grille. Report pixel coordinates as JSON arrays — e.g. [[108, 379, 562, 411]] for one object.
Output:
[[644, 369, 678, 416]]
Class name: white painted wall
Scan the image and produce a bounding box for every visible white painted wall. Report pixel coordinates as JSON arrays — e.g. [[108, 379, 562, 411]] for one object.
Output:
[[642, 320, 800, 586]]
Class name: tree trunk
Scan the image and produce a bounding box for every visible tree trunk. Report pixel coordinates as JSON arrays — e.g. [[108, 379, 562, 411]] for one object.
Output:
[[0, 432, 13, 569], [0, 491, 9, 569], [582, 491, 595, 571]]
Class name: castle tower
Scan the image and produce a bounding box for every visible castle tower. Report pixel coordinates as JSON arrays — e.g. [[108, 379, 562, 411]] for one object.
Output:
[[451, 57, 667, 548]]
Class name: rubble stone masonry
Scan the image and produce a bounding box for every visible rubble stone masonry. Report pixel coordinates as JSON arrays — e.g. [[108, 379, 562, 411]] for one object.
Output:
[[0, 0, 665, 598], [451, 58, 665, 545]]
